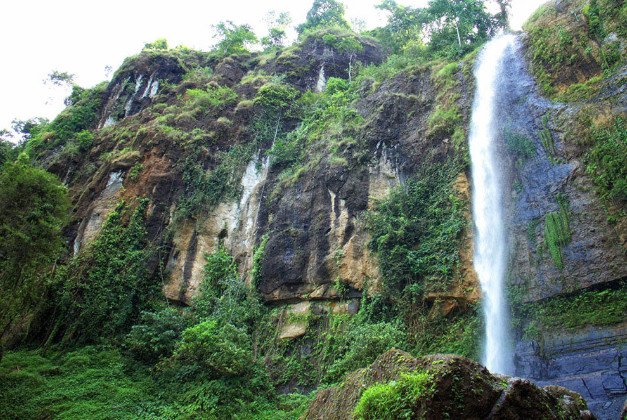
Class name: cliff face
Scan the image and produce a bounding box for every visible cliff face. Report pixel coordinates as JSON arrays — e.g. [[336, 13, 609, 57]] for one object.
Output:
[[26, 1, 625, 417], [53, 31, 480, 316]]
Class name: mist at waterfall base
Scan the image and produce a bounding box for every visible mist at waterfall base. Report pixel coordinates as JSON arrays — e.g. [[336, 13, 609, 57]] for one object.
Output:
[[469, 34, 518, 375]]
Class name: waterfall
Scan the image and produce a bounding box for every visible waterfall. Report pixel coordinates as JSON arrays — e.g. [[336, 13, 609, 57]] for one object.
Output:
[[316, 65, 326, 92], [469, 34, 516, 375]]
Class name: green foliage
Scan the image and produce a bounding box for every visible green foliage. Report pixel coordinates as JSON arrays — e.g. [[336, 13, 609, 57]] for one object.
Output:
[[251, 234, 269, 287], [354, 371, 433, 420], [325, 321, 407, 383], [530, 283, 627, 331], [0, 139, 16, 166], [194, 245, 263, 334], [374, 0, 425, 54], [543, 194, 571, 270], [143, 38, 168, 51], [0, 161, 69, 332], [374, 0, 503, 59], [195, 244, 239, 309], [427, 105, 461, 138], [124, 307, 189, 364], [185, 84, 238, 109], [261, 12, 291, 49], [47, 199, 155, 344], [176, 143, 254, 221], [171, 320, 253, 378], [297, 0, 350, 34], [512, 282, 627, 341], [39, 82, 106, 147], [321, 31, 363, 54], [410, 309, 481, 359], [128, 162, 144, 181], [0, 347, 169, 419], [539, 114, 557, 162], [366, 164, 466, 299], [268, 77, 362, 176], [585, 117, 626, 203], [522, 1, 615, 98], [505, 131, 536, 162], [254, 82, 300, 114], [213, 21, 258, 55], [425, 0, 501, 59]]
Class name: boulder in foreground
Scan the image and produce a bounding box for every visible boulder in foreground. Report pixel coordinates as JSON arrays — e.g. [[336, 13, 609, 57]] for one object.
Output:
[[305, 349, 594, 419]]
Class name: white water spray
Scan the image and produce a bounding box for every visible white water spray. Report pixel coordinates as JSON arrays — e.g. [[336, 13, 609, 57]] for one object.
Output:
[[469, 34, 516, 375]]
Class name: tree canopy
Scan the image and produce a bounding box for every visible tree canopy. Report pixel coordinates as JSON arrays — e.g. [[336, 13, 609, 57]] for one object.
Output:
[[374, 0, 506, 58], [0, 160, 69, 334], [213, 21, 258, 55], [297, 0, 350, 34]]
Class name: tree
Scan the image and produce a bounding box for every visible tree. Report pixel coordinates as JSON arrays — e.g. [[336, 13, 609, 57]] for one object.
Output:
[[213, 21, 258, 55], [261, 11, 291, 49], [0, 161, 69, 338], [424, 0, 499, 57], [45, 70, 75, 87], [10, 118, 48, 143], [297, 0, 350, 34], [492, 0, 511, 28], [0, 138, 16, 166], [376, 0, 427, 53]]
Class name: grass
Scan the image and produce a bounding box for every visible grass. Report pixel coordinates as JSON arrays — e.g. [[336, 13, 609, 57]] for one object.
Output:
[[0, 347, 167, 419]]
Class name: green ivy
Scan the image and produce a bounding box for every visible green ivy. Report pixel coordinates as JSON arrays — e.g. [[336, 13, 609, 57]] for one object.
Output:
[[47, 199, 155, 345], [366, 164, 466, 299], [543, 194, 571, 270]]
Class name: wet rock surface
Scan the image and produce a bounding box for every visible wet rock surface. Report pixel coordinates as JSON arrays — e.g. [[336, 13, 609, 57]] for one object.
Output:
[[516, 323, 627, 420]]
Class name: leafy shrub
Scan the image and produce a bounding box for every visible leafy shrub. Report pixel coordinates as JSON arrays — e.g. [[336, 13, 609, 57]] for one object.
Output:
[[326, 321, 407, 383], [143, 38, 168, 51], [251, 234, 269, 287], [185, 84, 238, 109], [172, 320, 253, 379], [512, 282, 627, 340], [124, 307, 189, 364], [0, 161, 69, 332], [43, 82, 106, 145], [0, 347, 168, 419], [354, 371, 433, 420], [194, 245, 263, 332], [254, 83, 300, 114], [176, 143, 253, 220]]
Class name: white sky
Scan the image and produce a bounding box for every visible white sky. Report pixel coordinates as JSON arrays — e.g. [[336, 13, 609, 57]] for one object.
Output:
[[0, 0, 546, 135]]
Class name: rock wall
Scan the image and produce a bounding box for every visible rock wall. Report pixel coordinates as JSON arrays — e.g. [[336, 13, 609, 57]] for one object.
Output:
[[516, 322, 627, 419], [494, 29, 626, 419]]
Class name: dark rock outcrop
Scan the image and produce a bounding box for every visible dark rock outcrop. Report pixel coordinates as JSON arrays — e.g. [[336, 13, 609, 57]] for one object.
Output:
[[305, 349, 593, 419], [516, 322, 627, 420]]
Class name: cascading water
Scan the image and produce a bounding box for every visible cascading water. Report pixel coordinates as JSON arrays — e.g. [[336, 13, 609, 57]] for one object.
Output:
[[469, 34, 516, 375]]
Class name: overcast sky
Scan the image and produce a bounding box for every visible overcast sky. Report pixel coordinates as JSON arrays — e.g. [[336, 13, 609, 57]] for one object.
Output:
[[0, 0, 546, 134]]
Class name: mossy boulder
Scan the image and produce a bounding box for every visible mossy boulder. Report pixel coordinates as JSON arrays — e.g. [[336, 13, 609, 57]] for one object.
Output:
[[304, 349, 593, 419]]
